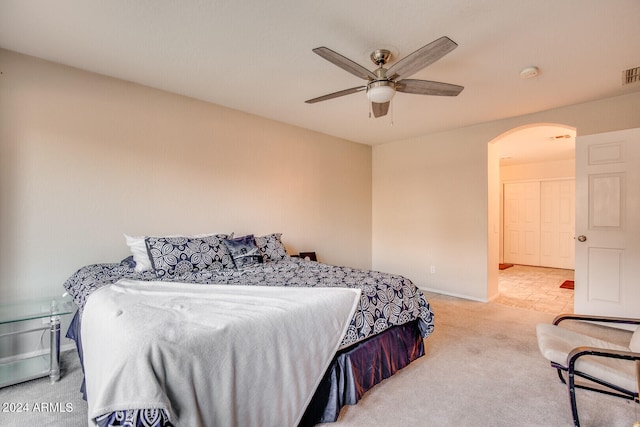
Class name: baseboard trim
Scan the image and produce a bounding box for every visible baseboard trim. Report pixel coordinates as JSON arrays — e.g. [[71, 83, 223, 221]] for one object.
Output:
[[418, 286, 489, 303]]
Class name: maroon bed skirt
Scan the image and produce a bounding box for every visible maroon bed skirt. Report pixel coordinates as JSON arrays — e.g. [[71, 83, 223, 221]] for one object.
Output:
[[299, 320, 425, 425]]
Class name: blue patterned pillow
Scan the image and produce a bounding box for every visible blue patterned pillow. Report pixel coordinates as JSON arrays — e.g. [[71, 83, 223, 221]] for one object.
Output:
[[120, 256, 136, 269], [223, 235, 263, 269], [255, 233, 288, 262], [145, 234, 234, 278]]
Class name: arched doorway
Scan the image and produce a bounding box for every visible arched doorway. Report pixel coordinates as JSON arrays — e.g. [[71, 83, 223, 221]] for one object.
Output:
[[487, 123, 576, 308]]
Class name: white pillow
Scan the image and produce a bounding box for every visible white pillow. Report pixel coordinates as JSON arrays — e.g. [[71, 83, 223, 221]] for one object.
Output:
[[124, 234, 153, 272]]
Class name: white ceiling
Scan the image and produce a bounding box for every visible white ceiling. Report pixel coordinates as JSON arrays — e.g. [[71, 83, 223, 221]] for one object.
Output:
[[1, 1, 639, 148]]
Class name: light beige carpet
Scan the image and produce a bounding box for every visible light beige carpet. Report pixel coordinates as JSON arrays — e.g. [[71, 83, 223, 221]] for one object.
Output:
[[326, 292, 638, 427], [0, 292, 637, 426]]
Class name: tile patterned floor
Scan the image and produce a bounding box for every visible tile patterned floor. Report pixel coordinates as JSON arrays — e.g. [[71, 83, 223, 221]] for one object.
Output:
[[494, 264, 574, 314]]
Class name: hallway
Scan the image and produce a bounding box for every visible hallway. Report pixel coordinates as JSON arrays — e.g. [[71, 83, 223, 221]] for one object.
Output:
[[494, 264, 574, 314]]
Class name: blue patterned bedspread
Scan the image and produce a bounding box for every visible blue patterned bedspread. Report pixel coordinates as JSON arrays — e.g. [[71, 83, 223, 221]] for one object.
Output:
[[64, 257, 434, 348]]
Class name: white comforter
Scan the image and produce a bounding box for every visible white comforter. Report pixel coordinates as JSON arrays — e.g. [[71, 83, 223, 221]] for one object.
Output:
[[81, 279, 361, 427]]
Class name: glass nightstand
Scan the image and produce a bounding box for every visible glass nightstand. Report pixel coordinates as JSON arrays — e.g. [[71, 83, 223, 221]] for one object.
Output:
[[0, 296, 75, 388]]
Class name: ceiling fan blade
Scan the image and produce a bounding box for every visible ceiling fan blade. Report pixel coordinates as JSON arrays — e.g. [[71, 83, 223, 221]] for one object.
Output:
[[312, 47, 377, 81], [305, 86, 366, 104], [396, 79, 464, 96], [371, 101, 390, 118], [387, 36, 458, 80]]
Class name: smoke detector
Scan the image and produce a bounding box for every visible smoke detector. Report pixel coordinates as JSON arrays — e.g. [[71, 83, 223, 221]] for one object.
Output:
[[520, 66, 539, 79]]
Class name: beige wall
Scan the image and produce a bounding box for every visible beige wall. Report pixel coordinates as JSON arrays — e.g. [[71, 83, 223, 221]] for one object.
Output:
[[3, 47, 640, 307], [372, 91, 640, 301], [0, 49, 372, 302], [487, 140, 500, 299], [501, 158, 575, 182]]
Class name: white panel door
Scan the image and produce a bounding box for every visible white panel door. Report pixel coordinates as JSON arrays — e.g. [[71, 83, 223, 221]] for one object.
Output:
[[575, 128, 640, 317], [504, 182, 540, 266], [540, 179, 575, 269]]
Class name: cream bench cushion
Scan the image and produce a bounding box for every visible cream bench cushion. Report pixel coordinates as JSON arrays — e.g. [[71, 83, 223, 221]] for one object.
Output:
[[536, 323, 638, 393]]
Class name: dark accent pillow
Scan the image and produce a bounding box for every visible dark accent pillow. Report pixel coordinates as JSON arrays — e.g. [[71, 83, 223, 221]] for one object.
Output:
[[223, 235, 263, 269], [255, 233, 288, 262], [145, 234, 234, 278], [120, 255, 136, 269]]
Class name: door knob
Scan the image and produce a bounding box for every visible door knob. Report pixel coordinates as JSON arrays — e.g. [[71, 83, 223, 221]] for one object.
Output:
[[577, 235, 587, 242]]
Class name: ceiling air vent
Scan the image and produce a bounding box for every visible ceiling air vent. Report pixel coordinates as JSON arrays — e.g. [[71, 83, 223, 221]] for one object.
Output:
[[622, 66, 640, 85]]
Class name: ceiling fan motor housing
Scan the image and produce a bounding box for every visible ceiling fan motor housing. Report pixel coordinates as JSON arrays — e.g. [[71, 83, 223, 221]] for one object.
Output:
[[370, 49, 392, 66]]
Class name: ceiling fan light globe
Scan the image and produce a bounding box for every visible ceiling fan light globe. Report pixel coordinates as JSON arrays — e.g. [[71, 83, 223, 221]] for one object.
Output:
[[367, 81, 396, 103]]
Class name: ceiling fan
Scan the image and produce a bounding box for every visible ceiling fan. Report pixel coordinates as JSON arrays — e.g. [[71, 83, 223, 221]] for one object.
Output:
[[305, 36, 464, 118]]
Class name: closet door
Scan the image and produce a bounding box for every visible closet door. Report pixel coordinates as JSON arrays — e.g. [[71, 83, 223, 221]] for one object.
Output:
[[540, 179, 575, 269], [503, 182, 540, 266]]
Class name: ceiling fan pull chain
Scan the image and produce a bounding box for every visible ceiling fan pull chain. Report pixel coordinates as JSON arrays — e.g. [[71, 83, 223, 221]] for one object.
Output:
[[390, 100, 394, 126]]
